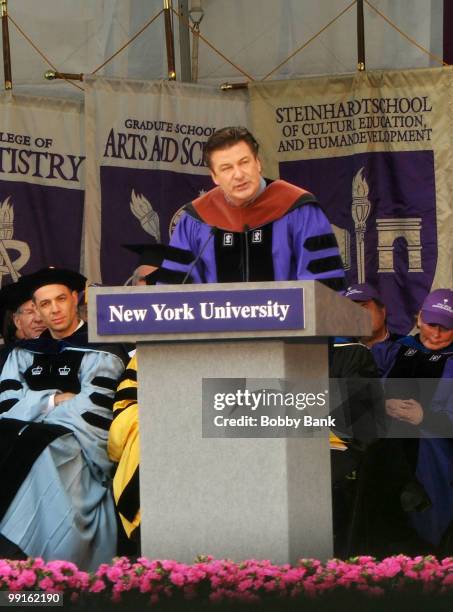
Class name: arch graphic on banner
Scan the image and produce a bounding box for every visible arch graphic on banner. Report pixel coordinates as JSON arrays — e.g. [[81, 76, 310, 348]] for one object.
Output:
[[376, 218, 423, 273]]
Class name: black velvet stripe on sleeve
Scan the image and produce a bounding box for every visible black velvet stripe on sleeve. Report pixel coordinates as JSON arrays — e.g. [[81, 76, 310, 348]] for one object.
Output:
[[288, 193, 319, 213], [112, 405, 129, 420], [318, 277, 347, 292], [91, 376, 118, 391], [81, 412, 112, 431], [123, 369, 137, 382], [0, 398, 19, 413], [307, 255, 344, 274], [114, 387, 138, 403], [117, 466, 140, 522], [303, 233, 339, 252], [89, 392, 114, 410], [0, 380, 22, 393]]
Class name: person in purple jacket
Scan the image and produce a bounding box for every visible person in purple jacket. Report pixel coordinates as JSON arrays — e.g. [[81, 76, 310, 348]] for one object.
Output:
[[165, 126, 345, 289]]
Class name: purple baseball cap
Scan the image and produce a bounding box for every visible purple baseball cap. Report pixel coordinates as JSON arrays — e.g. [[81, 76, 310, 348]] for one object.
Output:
[[420, 288, 453, 329], [343, 282, 382, 303]]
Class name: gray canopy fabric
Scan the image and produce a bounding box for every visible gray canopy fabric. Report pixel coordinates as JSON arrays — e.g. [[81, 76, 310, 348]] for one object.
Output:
[[0, 0, 444, 100]]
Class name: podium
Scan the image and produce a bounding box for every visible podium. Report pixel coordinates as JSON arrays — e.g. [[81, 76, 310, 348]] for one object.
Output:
[[89, 281, 370, 564]]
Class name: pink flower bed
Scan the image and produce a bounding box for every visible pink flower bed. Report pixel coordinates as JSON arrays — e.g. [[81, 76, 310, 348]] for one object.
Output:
[[1, 555, 453, 605]]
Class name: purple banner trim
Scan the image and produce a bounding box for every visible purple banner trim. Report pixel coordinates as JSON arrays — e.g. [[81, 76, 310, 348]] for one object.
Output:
[[96, 288, 304, 335]]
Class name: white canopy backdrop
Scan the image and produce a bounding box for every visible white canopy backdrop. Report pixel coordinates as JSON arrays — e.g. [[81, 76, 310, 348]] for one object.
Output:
[[0, 0, 445, 99]]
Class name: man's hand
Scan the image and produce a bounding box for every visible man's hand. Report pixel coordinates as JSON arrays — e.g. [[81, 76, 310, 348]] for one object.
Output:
[[385, 398, 424, 425], [54, 392, 76, 406]]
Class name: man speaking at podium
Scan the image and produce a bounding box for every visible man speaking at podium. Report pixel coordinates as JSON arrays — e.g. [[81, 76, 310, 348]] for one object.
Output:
[[109, 127, 346, 551], [167, 126, 345, 289]]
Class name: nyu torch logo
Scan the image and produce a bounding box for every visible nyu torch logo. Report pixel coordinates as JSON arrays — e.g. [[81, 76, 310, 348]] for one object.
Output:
[[351, 168, 371, 283], [0, 197, 30, 287], [130, 189, 161, 242]]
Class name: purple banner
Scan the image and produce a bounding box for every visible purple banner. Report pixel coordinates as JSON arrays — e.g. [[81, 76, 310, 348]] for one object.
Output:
[[100, 166, 213, 285], [96, 288, 304, 335], [0, 179, 83, 285], [280, 151, 436, 334]]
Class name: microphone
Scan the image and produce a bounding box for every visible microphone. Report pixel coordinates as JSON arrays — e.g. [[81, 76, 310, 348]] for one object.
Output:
[[182, 226, 218, 284]]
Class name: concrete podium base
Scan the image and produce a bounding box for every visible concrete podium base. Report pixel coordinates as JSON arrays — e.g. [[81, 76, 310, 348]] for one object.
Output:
[[138, 339, 332, 564]]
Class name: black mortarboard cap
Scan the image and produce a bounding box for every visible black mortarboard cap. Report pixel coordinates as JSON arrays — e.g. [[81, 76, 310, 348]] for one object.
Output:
[[26, 267, 87, 294], [123, 243, 194, 267], [0, 276, 33, 312], [145, 267, 192, 285]]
